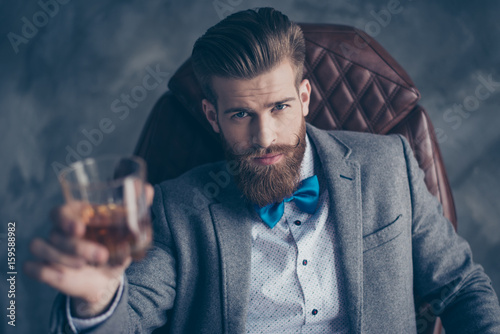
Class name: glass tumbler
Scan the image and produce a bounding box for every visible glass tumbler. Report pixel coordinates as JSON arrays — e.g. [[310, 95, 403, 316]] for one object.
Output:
[[58, 155, 152, 266]]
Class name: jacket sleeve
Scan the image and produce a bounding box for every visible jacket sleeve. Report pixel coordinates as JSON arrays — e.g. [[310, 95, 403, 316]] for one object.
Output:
[[399, 135, 500, 333], [49, 184, 177, 333]]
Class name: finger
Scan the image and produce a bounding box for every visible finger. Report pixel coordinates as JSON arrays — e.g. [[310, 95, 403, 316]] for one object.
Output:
[[50, 202, 89, 237], [145, 183, 154, 205], [24, 258, 132, 301], [24, 261, 64, 290], [30, 238, 85, 268], [49, 231, 109, 265]]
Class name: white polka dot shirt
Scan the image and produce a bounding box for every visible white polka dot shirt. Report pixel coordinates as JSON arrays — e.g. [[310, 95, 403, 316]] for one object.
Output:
[[246, 135, 350, 333]]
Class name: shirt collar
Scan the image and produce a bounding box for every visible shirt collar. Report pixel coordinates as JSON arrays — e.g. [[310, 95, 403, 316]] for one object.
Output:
[[299, 134, 316, 181]]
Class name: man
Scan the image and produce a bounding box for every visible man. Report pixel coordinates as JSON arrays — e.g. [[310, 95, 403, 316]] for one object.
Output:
[[26, 7, 500, 333]]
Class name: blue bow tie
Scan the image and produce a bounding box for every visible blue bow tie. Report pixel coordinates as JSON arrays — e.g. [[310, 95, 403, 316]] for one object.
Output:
[[255, 175, 319, 228]]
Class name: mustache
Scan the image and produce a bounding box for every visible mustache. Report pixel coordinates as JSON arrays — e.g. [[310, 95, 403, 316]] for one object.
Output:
[[229, 134, 302, 158]]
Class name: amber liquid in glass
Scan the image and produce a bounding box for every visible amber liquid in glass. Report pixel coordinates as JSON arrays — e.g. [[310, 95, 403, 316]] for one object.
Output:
[[82, 204, 152, 266]]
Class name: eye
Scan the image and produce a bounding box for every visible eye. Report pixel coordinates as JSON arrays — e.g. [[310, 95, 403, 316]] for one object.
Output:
[[232, 111, 249, 119], [274, 104, 289, 111]]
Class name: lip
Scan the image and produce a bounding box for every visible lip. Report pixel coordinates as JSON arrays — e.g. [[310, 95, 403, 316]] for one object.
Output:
[[252, 153, 283, 166]]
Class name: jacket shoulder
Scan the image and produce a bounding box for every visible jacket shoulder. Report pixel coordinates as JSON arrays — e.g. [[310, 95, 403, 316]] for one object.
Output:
[[328, 130, 408, 162]]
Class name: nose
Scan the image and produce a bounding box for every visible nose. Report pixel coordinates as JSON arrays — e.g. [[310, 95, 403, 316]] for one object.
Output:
[[251, 115, 277, 149]]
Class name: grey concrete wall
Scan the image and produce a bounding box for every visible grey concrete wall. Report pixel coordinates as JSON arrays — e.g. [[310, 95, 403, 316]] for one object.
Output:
[[0, 0, 498, 332]]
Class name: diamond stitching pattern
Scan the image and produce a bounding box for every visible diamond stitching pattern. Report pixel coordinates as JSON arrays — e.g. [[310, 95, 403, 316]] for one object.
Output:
[[303, 37, 418, 134]]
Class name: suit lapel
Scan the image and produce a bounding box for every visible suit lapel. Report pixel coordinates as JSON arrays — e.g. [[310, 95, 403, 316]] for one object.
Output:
[[209, 177, 253, 333], [307, 124, 363, 332]]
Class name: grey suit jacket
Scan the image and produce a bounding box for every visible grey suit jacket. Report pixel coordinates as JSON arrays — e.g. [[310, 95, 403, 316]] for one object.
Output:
[[50, 124, 500, 333]]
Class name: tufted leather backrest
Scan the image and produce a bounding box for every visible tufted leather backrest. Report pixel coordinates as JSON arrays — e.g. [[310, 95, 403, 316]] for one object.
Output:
[[135, 24, 456, 334]]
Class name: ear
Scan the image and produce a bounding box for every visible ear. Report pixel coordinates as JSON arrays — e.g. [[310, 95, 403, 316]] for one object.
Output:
[[202, 99, 220, 133], [298, 79, 311, 117]]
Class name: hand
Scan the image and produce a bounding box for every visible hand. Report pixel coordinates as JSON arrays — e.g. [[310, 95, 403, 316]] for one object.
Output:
[[24, 184, 154, 318]]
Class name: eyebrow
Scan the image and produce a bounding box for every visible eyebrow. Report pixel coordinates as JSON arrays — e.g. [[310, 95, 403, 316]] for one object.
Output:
[[222, 97, 297, 114]]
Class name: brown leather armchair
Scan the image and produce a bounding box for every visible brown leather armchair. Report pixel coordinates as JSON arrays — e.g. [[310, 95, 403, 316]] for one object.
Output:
[[134, 23, 457, 334]]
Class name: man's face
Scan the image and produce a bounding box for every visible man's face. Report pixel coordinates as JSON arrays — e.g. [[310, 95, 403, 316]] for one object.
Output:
[[202, 60, 311, 206]]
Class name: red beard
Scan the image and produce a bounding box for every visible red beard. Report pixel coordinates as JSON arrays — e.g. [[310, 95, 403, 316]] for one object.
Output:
[[221, 119, 306, 207]]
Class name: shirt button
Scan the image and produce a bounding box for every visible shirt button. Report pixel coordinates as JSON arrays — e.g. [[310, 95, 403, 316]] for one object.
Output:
[[312, 309, 318, 315], [302, 259, 308, 266], [294, 220, 302, 226]]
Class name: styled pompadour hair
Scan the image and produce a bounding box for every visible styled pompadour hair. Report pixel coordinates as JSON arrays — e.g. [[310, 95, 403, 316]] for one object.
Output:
[[191, 7, 306, 106]]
